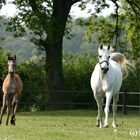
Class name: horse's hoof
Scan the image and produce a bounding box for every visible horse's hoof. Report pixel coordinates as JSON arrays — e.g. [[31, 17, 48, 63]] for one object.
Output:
[[103, 125, 109, 128], [11, 123, 15, 126], [11, 120, 15, 125], [99, 126, 103, 128], [112, 125, 116, 128], [112, 123, 118, 128]]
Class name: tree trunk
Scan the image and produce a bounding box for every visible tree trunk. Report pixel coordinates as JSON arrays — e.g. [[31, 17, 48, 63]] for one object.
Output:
[[44, 0, 72, 110]]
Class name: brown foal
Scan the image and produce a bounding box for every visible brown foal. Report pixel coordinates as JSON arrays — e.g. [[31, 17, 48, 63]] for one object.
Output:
[[0, 55, 23, 125]]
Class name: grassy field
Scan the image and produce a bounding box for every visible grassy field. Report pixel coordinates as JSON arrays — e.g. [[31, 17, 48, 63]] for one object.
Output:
[[0, 110, 139, 140]]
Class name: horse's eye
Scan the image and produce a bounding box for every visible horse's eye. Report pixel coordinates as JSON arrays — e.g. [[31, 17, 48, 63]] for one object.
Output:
[[108, 56, 110, 59], [99, 55, 102, 58]]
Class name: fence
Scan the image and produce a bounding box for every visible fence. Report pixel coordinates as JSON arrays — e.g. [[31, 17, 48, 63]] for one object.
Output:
[[119, 91, 140, 114], [0, 90, 140, 114], [43, 91, 140, 114]]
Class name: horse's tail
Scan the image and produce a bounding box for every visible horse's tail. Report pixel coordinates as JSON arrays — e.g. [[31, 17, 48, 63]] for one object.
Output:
[[110, 53, 134, 78]]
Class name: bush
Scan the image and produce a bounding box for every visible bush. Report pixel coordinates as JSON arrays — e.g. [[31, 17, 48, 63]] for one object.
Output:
[[16, 59, 47, 111], [63, 53, 97, 108]]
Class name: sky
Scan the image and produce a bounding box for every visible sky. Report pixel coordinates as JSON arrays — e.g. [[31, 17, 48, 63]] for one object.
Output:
[[70, 1, 115, 18], [0, 0, 115, 18], [0, 0, 17, 17]]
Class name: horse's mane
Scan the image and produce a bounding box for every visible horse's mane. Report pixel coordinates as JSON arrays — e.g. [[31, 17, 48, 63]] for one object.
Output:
[[110, 52, 134, 78]]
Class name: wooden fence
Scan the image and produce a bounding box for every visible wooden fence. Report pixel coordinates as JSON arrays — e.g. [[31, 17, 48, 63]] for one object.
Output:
[[119, 91, 140, 114], [0, 90, 139, 114]]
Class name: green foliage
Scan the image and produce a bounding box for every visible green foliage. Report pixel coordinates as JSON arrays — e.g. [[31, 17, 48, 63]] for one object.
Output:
[[85, 15, 128, 51], [86, 16, 115, 44], [17, 59, 47, 111], [63, 53, 97, 91], [85, 12, 140, 58], [119, 0, 140, 60], [63, 54, 97, 105]]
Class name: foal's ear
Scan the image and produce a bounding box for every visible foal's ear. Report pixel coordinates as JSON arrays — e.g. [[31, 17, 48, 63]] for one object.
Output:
[[108, 45, 110, 50], [14, 55, 16, 60], [100, 44, 103, 50], [7, 56, 10, 60]]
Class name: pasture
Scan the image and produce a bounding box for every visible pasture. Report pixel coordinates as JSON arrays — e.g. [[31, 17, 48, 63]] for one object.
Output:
[[0, 110, 139, 140]]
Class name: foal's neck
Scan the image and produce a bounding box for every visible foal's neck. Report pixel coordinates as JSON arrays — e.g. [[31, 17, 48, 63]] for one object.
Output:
[[9, 72, 15, 79]]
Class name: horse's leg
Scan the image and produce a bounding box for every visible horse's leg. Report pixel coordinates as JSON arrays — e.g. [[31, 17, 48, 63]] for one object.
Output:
[[96, 98, 104, 127], [11, 96, 19, 125], [0, 94, 7, 125], [112, 93, 119, 128], [11, 98, 16, 125], [104, 91, 112, 128], [6, 98, 11, 126], [94, 94, 103, 128]]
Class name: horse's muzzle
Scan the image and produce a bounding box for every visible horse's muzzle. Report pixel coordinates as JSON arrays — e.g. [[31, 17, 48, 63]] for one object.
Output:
[[101, 67, 109, 74]]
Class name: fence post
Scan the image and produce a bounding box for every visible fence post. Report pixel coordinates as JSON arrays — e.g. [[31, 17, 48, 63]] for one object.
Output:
[[122, 91, 127, 115], [139, 90, 140, 114]]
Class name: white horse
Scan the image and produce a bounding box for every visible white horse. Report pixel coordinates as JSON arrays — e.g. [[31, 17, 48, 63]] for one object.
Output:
[[90, 44, 130, 128]]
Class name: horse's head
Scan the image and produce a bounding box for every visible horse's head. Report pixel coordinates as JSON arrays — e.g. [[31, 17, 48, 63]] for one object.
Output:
[[7, 55, 16, 73], [98, 44, 111, 74]]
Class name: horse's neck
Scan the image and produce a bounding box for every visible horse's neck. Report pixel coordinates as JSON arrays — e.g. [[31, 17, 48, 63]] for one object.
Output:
[[8, 73, 16, 84]]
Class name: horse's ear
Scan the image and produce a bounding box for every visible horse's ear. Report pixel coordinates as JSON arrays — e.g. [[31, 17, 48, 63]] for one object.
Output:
[[108, 45, 110, 50], [100, 44, 103, 50], [14, 55, 16, 60]]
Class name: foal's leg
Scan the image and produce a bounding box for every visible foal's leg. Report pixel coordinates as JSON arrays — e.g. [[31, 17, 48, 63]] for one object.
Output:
[[112, 94, 119, 128], [11, 96, 19, 125], [11, 99, 16, 125], [104, 91, 112, 128], [6, 98, 11, 126], [0, 94, 7, 125], [94, 94, 103, 128]]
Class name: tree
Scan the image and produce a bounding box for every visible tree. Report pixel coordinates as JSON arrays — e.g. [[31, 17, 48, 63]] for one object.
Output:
[[86, 0, 140, 52], [0, 0, 5, 9], [3, 0, 140, 109], [7, 0, 83, 109], [121, 0, 140, 60]]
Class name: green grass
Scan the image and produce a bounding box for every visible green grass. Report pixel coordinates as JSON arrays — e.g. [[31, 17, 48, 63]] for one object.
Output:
[[0, 110, 140, 140]]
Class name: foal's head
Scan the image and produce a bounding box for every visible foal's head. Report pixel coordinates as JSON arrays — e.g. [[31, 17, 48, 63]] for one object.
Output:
[[98, 44, 111, 74], [7, 55, 16, 73]]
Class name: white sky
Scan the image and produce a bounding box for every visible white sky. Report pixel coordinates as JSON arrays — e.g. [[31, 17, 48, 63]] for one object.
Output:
[[0, 0, 115, 17], [71, 1, 115, 18], [0, 0, 17, 17]]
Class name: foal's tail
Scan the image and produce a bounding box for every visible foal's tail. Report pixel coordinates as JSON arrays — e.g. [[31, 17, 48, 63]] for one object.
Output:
[[110, 53, 134, 78]]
